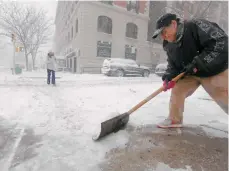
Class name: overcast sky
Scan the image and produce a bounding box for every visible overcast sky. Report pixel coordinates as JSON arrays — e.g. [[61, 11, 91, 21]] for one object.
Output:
[[29, 1, 57, 20]]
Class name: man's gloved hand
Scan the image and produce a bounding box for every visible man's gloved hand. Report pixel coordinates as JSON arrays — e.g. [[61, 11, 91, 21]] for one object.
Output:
[[183, 59, 198, 75], [162, 74, 176, 91], [163, 79, 176, 91]]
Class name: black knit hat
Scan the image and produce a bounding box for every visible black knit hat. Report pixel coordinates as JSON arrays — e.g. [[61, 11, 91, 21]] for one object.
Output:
[[152, 13, 177, 39]]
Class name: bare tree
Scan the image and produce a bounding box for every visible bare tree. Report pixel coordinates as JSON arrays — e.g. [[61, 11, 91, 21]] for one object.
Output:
[[28, 10, 53, 70], [162, 1, 212, 20], [206, 1, 228, 33], [162, 1, 227, 33], [0, 1, 53, 70]]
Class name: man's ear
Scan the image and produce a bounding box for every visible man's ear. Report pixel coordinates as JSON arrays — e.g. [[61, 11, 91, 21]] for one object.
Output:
[[171, 20, 177, 29]]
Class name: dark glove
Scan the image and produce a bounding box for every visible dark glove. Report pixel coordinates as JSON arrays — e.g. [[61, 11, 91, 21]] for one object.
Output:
[[162, 73, 174, 82], [183, 59, 198, 75]]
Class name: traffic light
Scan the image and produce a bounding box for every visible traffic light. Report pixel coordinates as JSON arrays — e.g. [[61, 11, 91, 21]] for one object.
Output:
[[16, 46, 19, 52], [19, 47, 24, 52], [15, 46, 24, 52]]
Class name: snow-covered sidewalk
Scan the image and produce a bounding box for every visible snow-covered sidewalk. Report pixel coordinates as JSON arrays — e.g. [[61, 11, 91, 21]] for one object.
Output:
[[0, 70, 159, 86], [0, 72, 227, 171]]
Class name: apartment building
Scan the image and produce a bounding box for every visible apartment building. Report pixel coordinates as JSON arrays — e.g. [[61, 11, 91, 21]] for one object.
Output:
[[54, 1, 153, 73]]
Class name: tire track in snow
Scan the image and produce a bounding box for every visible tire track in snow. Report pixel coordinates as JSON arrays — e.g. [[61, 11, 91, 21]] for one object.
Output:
[[2, 127, 24, 171], [34, 86, 83, 134]]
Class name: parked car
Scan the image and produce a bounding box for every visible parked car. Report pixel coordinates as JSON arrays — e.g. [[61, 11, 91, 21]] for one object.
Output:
[[101, 58, 151, 77], [155, 63, 167, 77]]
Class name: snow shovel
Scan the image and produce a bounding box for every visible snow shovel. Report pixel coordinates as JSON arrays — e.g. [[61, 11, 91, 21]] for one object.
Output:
[[93, 72, 185, 141]]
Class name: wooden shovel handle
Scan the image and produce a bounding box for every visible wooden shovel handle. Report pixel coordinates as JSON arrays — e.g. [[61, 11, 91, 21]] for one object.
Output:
[[127, 72, 185, 115]]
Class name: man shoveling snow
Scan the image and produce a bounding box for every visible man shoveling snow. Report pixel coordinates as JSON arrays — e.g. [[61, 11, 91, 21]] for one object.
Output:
[[152, 13, 228, 128]]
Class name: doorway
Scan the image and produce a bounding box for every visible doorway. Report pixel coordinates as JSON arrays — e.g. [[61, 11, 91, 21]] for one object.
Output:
[[74, 57, 77, 73]]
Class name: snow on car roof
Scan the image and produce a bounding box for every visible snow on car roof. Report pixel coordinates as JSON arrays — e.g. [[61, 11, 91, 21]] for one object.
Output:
[[156, 63, 167, 68], [106, 58, 135, 62]]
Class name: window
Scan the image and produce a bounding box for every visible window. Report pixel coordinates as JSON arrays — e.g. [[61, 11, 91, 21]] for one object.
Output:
[[126, 1, 140, 13], [97, 16, 112, 34], [125, 45, 137, 60], [97, 41, 112, 57], [71, 26, 73, 39], [126, 23, 138, 39], [67, 59, 69, 68], [70, 58, 72, 68], [75, 19, 78, 33]]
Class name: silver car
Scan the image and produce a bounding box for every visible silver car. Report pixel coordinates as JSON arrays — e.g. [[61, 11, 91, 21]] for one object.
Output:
[[101, 58, 151, 77], [155, 63, 167, 77]]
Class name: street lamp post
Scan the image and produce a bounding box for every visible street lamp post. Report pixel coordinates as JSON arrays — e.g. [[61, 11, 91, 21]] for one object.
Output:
[[11, 34, 16, 74]]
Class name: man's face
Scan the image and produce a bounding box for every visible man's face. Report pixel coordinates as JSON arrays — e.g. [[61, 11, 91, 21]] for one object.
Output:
[[160, 20, 177, 42]]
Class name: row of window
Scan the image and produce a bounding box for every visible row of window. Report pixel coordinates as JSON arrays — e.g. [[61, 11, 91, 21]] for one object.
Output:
[[63, 15, 139, 45], [66, 18, 78, 42], [58, 0, 141, 39], [97, 41, 137, 60], [59, 14, 139, 54], [65, 15, 139, 43], [97, 16, 138, 39]]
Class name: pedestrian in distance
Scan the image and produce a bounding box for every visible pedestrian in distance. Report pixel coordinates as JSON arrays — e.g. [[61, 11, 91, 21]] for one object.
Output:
[[46, 51, 57, 86]]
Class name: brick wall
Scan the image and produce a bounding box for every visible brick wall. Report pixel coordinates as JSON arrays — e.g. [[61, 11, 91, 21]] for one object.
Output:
[[139, 1, 147, 14], [113, 1, 127, 8]]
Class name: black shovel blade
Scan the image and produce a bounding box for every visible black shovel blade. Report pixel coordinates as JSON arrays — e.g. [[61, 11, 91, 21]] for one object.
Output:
[[92, 113, 130, 141]]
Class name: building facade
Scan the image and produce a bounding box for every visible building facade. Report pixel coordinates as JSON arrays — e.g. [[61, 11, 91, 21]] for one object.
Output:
[[54, 1, 154, 73], [147, 1, 168, 65]]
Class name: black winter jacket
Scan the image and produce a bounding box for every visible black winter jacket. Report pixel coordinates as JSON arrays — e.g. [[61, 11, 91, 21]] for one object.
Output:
[[163, 19, 228, 80]]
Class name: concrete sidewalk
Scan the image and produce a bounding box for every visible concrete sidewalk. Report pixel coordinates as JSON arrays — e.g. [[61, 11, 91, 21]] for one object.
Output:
[[0, 70, 63, 82], [99, 124, 228, 171]]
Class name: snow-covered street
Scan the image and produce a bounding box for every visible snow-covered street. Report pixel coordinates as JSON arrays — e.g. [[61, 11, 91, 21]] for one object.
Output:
[[0, 71, 228, 171]]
